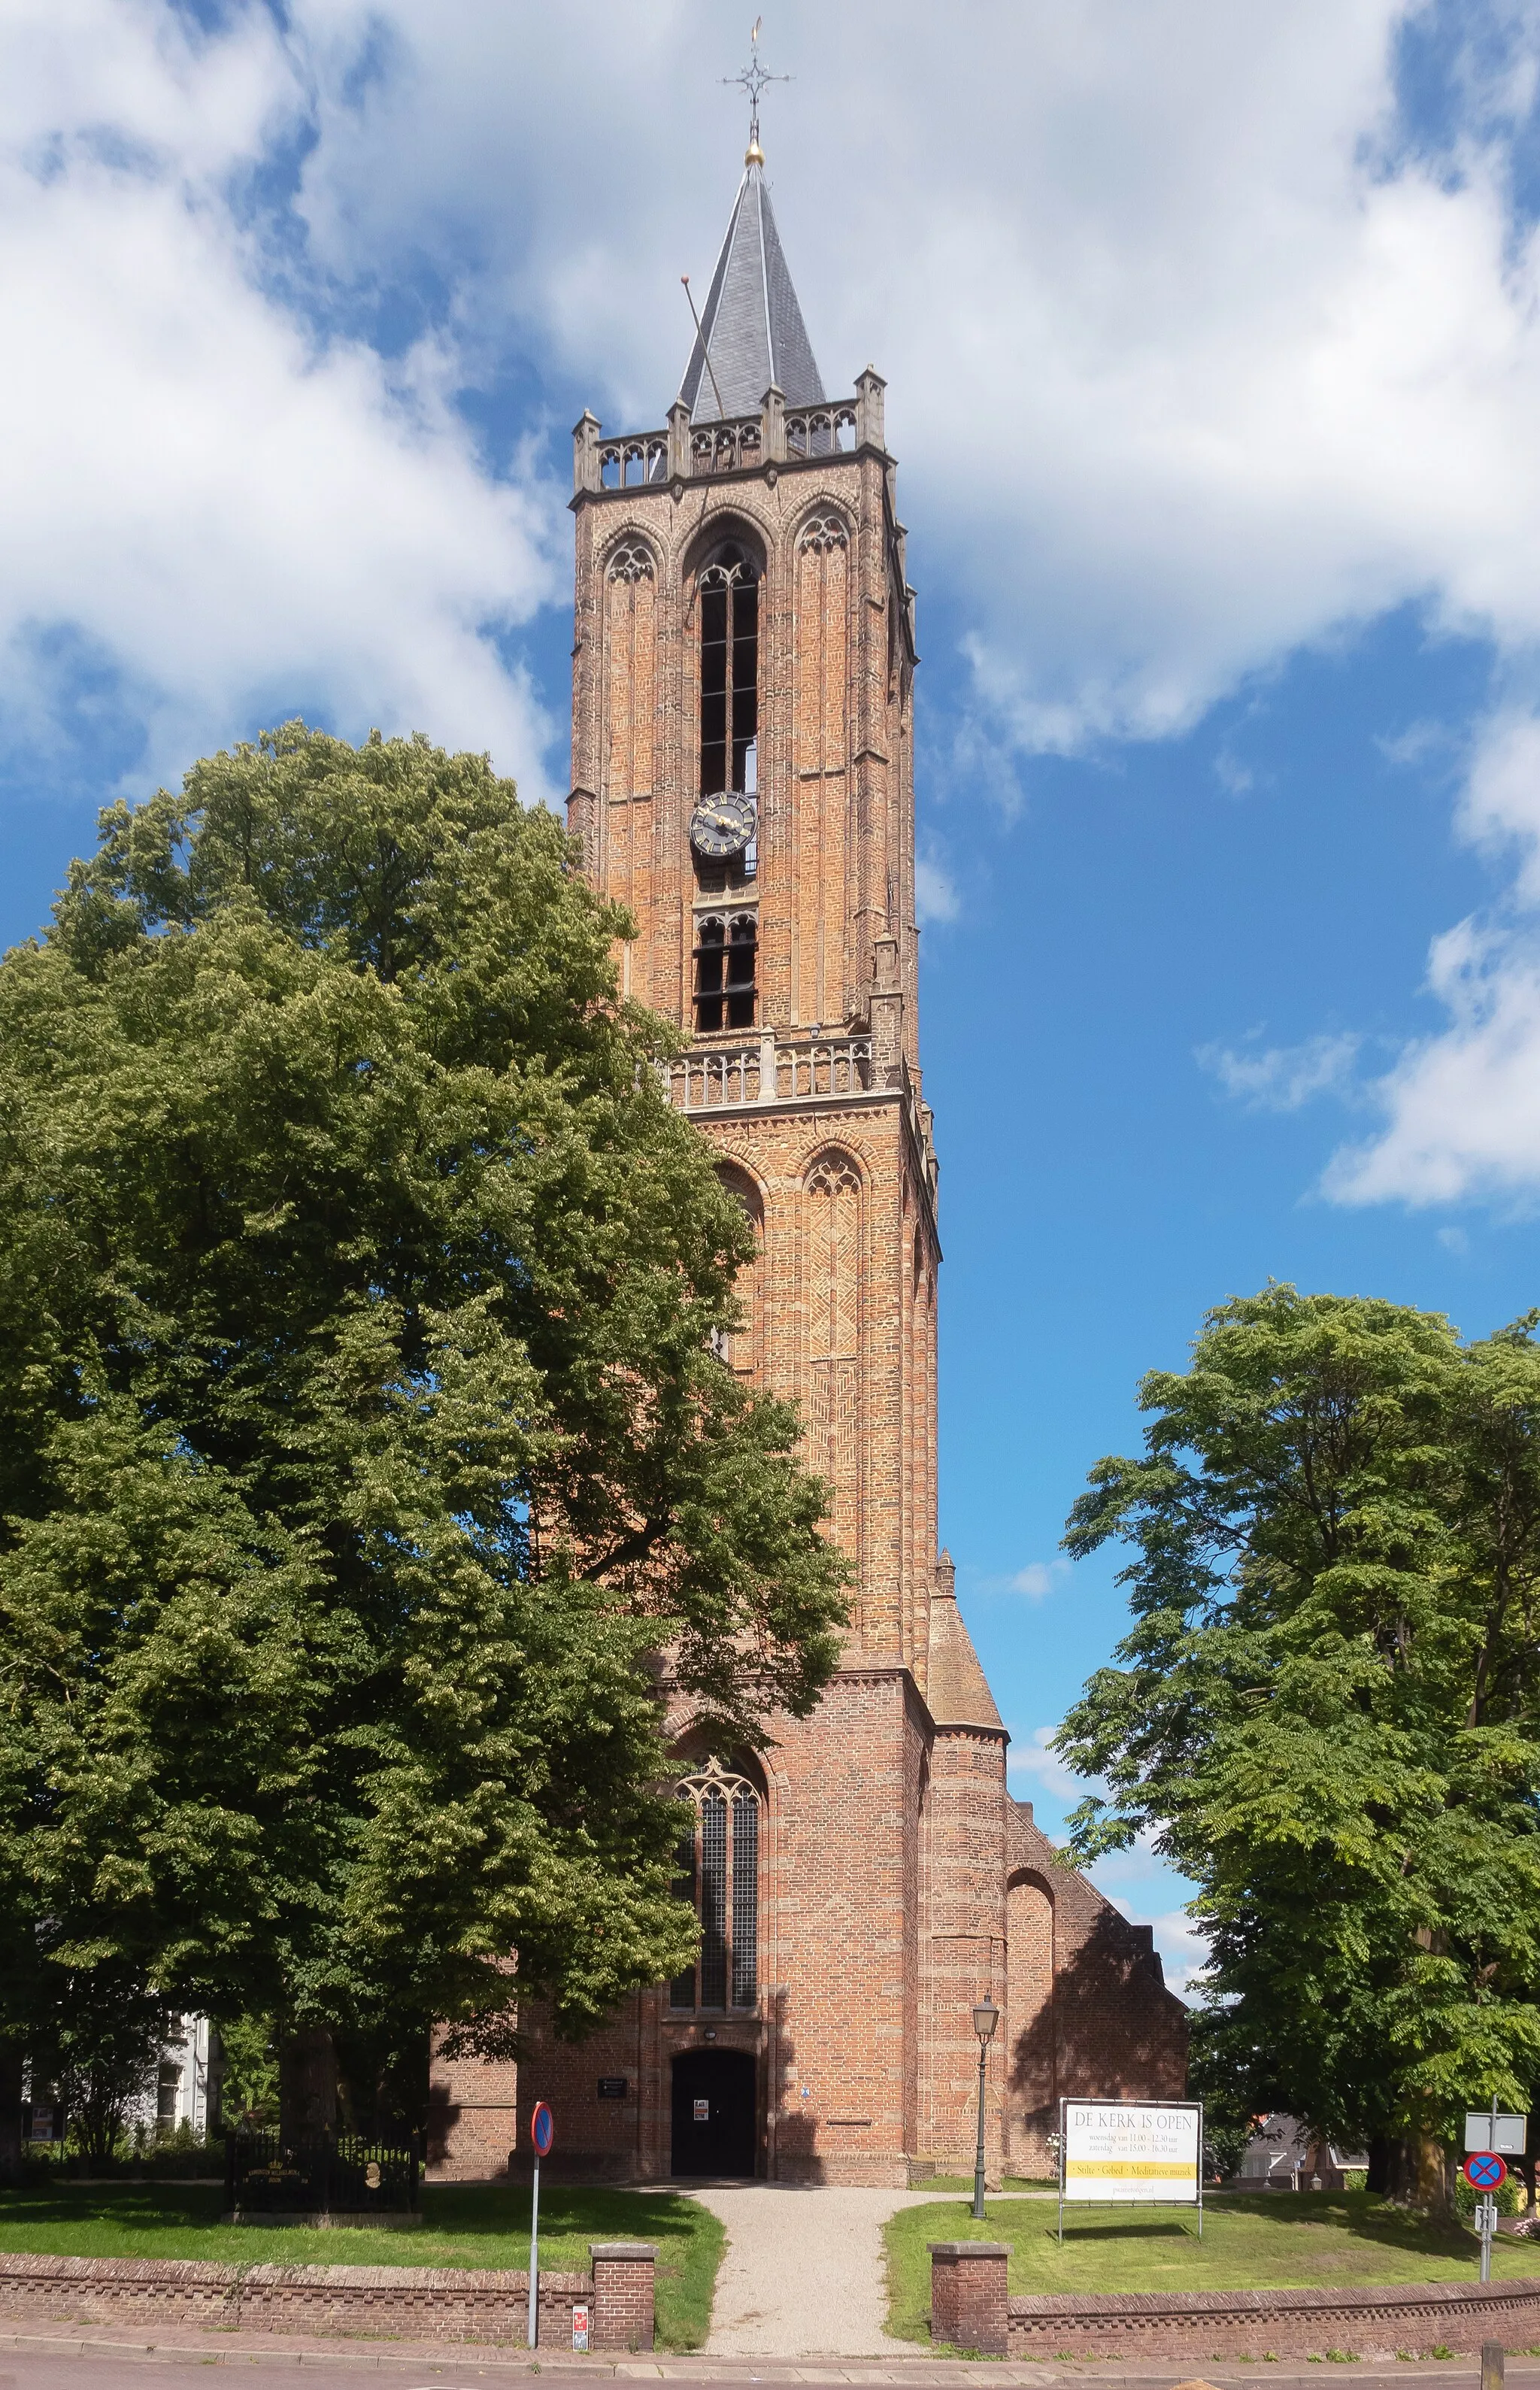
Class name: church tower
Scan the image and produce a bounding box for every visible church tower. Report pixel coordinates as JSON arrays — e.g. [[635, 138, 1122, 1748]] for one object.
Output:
[[566, 145, 937, 1679], [429, 99, 1188, 2194]]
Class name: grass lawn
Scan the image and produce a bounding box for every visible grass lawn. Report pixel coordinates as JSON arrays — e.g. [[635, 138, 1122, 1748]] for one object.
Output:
[[0, 2182, 723, 2352], [884, 2190, 1540, 2344]]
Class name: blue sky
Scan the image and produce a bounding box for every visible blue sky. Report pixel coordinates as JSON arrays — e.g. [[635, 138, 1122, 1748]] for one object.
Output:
[[7, 0, 1540, 1994]]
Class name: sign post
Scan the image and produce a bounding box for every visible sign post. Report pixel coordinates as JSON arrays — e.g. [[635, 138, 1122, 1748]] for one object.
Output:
[[528, 2101, 554, 2347], [1058, 2100, 1204, 2243], [1463, 2104, 1526, 2286]]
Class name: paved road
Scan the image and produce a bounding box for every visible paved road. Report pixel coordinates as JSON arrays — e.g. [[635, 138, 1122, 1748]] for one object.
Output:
[[0, 2338, 1537, 2387], [2, 2334, 1539, 2387]]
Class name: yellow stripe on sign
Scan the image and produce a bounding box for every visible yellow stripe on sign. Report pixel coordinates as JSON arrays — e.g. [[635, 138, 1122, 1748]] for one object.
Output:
[[1066, 2161, 1195, 2179]]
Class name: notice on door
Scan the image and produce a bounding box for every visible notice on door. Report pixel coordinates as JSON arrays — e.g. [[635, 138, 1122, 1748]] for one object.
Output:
[[693, 2098, 710, 2122], [1061, 2100, 1201, 2204]]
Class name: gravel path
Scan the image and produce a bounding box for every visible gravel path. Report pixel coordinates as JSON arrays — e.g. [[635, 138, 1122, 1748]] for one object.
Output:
[[691, 2183, 944, 2357]]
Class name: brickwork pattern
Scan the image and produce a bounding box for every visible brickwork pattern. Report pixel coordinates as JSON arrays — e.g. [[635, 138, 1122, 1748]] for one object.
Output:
[[0, 2249, 652, 2350], [1002, 1803, 1190, 2177], [590, 2243, 656, 2352], [434, 362, 1188, 2190], [568, 446, 920, 1067], [929, 2243, 1011, 2357], [924, 2247, 1540, 2363], [1005, 2279, 1540, 2361]]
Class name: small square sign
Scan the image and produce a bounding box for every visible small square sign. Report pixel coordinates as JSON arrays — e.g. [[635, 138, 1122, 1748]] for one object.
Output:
[[572, 2304, 590, 2352], [597, 2075, 627, 2099], [1466, 2112, 1527, 2154], [693, 2097, 710, 2122]]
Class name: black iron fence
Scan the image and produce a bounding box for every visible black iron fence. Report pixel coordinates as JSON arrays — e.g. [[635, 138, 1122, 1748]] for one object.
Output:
[[226, 2132, 419, 2214]]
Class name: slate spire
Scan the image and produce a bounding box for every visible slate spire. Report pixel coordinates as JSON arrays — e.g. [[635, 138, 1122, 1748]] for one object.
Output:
[[678, 147, 825, 423]]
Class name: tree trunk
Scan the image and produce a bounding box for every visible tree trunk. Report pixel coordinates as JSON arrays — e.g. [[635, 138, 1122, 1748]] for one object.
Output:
[[278, 2027, 337, 2147], [1384, 2132, 1453, 2217], [0, 2044, 23, 2186]]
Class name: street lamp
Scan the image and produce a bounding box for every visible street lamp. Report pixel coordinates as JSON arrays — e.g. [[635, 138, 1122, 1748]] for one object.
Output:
[[971, 1995, 999, 2222]]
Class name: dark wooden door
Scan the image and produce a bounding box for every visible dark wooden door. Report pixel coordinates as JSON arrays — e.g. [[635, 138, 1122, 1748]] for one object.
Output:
[[670, 2049, 756, 2177]]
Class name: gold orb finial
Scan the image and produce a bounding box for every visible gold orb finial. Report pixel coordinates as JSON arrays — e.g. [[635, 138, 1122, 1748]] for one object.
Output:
[[745, 135, 764, 165]]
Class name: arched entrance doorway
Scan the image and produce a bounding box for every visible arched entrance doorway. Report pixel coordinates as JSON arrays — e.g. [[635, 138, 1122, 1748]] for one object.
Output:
[[670, 2048, 756, 2178]]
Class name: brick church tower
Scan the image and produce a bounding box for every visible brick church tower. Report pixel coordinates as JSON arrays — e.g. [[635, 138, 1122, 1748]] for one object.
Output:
[[429, 108, 1187, 2189]]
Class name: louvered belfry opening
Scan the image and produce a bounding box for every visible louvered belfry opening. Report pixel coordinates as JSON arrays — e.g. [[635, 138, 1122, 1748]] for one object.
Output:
[[699, 547, 759, 799], [669, 1763, 760, 2012], [693, 910, 757, 1032]]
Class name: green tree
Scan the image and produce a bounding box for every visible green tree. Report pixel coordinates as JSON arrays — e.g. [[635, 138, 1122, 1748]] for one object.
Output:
[[27, 1961, 171, 2164], [0, 722, 847, 2127], [1054, 1287, 1540, 2211]]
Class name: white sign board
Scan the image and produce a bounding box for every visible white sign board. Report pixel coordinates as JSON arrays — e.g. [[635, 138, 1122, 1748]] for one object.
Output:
[[1466, 2112, 1526, 2155], [1062, 2100, 1202, 2204]]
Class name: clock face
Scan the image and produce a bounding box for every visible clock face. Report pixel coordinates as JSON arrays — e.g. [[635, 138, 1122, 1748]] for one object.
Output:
[[690, 792, 756, 859]]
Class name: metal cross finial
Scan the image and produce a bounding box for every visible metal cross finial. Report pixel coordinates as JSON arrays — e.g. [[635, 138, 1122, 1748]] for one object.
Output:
[[723, 17, 789, 162]]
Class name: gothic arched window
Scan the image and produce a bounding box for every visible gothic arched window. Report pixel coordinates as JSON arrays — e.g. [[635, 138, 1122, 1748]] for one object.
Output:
[[698, 546, 760, 799], [669, 1760, 760, 2012], [693, 908, 757, 1033]]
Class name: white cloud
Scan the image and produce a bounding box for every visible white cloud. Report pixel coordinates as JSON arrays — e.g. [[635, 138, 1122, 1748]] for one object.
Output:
[[1006, 1724, 1088, 1804], [1312, 699, 1540, 1206], [915, 852, 961, 926], [1326, 911, 1540, 1205], [1006, 1560, 1072, 1599], [281, 1, 1540, 751], [1127, 1906, 1211, 1999], [1200, 1030, 1362, 1112], [0, 0, 560, 804]]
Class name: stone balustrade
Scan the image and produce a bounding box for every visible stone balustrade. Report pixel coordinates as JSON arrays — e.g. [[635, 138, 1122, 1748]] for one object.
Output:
[[659, 1033, 875, 1112], [574, 372, 886, 495]]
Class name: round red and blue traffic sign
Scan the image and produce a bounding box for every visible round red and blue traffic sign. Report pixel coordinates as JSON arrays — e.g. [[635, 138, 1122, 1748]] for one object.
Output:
[[1464, 2152, 1507, 2190], [531, 2100, 554, 2156]]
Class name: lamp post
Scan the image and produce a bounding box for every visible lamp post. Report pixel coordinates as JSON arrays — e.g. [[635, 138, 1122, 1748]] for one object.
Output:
[[971, 1995, 999, 2222]]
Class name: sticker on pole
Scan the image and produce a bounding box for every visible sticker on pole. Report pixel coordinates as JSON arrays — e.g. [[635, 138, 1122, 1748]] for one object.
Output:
[[531, 2100, 554, 2156], [1464, 2152, 1507, 2190]]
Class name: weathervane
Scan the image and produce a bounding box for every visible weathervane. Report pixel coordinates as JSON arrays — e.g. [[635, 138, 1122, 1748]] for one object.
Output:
[[723, 17, 789, 165]]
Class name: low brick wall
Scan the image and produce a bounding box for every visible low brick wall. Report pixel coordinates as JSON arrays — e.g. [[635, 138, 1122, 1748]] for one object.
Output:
[[1005, 2279, 1540, 2361], [0, 2244, 655, 2352], [930, 2242, 1011, 2357], [927, 2246, 1540, 2360]]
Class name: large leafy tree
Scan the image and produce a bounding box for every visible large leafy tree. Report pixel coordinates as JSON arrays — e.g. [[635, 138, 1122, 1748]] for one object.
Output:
[[0, 723, 847, 2134], [1055, 1287, 1540, 2209]]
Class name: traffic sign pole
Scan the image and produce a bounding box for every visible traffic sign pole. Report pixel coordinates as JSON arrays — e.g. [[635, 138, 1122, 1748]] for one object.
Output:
[[528, 2103, 555, 2348], [1462, 2149, 1509, 2283], [528, 2144, 540, 2347]]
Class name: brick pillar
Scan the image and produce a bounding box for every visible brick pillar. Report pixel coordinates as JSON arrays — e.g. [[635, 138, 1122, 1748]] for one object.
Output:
[[590, 2242, 656, 2352], [929, 2242, 1008, 2357]]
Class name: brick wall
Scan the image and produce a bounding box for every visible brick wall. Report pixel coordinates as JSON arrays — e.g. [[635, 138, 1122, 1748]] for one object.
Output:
[[920, 1727, 1008, 2177], [926, 2248, 1540, 2361], [0, 2248, 653, 2351], [1005, 2279, 1540, 2360], [590, 2242, 656, 2352], [929, 2241, 1010, 2356], [1002, 1803, 1190, 2176], [433, 379, 1187, 2195]]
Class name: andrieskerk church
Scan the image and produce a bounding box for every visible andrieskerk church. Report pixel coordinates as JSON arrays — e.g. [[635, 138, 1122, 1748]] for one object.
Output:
[[430, 94, 1186, 2191]]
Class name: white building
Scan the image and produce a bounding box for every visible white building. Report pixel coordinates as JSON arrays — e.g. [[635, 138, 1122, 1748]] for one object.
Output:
[[1237, 2112, 1366, 2189]]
